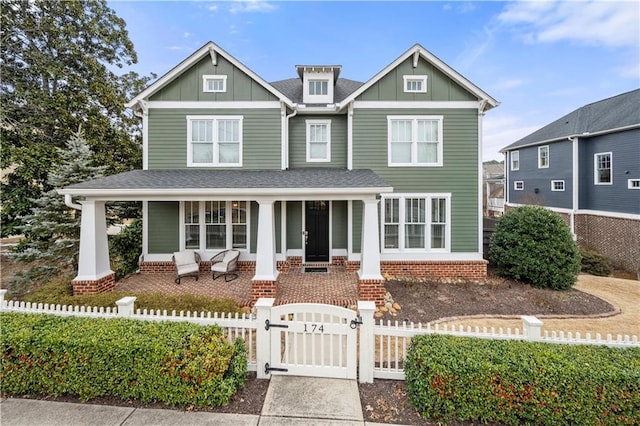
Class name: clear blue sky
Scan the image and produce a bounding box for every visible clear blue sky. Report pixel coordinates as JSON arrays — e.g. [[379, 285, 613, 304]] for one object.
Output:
[[109, 0, 640, 161]]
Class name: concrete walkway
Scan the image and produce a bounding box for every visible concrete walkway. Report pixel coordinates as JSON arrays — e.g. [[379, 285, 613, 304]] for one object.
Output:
[[0, 376, 391, 426]]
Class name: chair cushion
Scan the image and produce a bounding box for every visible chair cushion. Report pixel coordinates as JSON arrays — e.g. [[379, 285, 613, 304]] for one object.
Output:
[[211, 263, 229, 273], [177, 263, 199, 275], [173, 251, 196, 267], [223, 250, 238, 263]]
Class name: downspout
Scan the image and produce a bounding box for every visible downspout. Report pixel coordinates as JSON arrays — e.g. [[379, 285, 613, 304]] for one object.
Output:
[[284, 103, 298, 170], [65, 194, 82, 211], [347, 102, 354, 170], [569, 136, 579, 237]]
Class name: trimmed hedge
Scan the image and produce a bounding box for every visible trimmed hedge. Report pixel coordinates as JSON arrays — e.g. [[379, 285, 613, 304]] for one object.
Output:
[[580, 246, 612, 277], [0, 312, 247, 407], [405, 334, 640, 425]]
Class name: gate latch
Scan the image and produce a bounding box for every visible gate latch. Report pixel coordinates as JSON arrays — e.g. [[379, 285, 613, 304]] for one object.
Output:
[[265, 319, 289, 330], [350, 316, 363, 329], [265, 362, 288, 374]]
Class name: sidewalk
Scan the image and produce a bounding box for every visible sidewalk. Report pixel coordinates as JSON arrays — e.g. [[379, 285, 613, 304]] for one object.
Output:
[[1, 376, 395, 426]]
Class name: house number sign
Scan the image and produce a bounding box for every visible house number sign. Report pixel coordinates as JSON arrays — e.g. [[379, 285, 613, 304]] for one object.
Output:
[[303, 323, 324, 333]]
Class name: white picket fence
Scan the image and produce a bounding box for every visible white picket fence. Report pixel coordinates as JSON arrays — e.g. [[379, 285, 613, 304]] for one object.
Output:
[[1, 290, 637, 383]]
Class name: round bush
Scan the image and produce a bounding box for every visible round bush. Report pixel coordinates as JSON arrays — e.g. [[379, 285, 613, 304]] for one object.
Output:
[[489, 206, 581, 290], [579, 246, 612, 276]]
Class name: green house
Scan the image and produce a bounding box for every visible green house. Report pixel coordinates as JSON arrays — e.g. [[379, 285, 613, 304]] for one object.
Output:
[[61, 42, 499, 303]]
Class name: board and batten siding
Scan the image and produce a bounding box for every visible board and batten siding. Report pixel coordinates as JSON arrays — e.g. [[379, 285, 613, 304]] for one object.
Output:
[[149, 55, 277, 102], [147, 108, 282, 170], [288, 115, 348, 168], [148, 201, 180, 253], [507, 141, 573, 209], [352, 108, 480, 253], [356, 56, 477, 102]]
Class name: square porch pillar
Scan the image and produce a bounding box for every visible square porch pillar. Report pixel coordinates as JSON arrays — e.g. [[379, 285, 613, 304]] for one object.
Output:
[[252, 199, 279, 303], [73, 200, 115, 295], [358, 199, 385, 304]]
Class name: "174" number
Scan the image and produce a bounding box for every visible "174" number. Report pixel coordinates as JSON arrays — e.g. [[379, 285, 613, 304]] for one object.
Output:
[[303, 323, 324, 333]]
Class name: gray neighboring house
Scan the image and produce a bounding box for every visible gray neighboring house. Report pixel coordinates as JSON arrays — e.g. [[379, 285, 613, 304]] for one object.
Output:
[[501, 89, 640, 273]]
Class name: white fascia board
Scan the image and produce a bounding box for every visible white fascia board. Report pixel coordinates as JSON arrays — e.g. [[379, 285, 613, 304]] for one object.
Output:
[[58, 187, 394, 201], [146, 101, 282, 109], [353, 101, 480, 109], [337, 44, 499, 111], [126, 41, 294, 109]]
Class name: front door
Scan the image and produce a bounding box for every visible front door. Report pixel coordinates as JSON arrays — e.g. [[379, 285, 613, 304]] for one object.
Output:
[[305, 201, 329, 262]]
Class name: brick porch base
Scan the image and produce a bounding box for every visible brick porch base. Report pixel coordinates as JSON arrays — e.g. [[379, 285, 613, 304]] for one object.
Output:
[[72, 273, 115, 295]]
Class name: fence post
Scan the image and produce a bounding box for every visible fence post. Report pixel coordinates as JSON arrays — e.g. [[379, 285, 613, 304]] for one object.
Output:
[[358, 300, 376, 384], [255, 297, 275, 379], [115, 296, 137, 318], [522, 315, 543, 341], [0, 289, 7, 309]]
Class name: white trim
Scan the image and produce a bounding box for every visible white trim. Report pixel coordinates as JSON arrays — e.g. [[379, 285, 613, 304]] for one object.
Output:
[[306, 119, 331, 163], [186, 115, 243, 167], [347, 200, 353, 257], [280, 201, 287, 256], [337, 44, 499, 111], [514, 181, 524, 191], [538, 145, 549, 168], [594, 151, 613, 185], [380, 252, 483, 261], [347, 103, 353, 170], [126, 42, 294, 108], [628, 179, 640, 189], [280, 103, 287, 170], [505, 203, 640, 220], [142, 201, 148, 255], [202, 75, 227, 93], [551, 180, 565, 191], [387, 115, 443, 167], [353, 101, 479, 109], [510, 150, 519, 171], [146, 101, 281, 109], [286, 249, 303, 258], [403, 75, 428, 93], [478, 108, 484, 257], [141, 105, 149, 170]]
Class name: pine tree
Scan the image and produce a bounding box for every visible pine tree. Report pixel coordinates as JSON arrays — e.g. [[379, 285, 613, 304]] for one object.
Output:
[[9, 130, 105, 291]]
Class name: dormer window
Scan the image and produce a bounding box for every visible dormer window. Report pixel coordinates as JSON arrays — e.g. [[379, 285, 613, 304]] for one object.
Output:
[[203, 75, 227, 93], [403, 75, 428, 93], [309, 80, 328, 96]]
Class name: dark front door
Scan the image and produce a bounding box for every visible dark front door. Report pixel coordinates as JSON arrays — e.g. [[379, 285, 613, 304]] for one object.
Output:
[[305, 201, 329, 262]]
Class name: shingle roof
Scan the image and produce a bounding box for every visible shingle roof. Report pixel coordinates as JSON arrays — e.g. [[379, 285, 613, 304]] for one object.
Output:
[[65, 168, 390, 191], [502, 89, 640, 151], [270, 78, 364, 104]]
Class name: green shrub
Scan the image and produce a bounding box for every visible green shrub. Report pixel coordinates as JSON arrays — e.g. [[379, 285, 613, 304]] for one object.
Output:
[[489, 206, 581, 290], [405, 334, 640, 425], [109, 219, 142, 280], [22, 280, 242, 314], [580, 246, 612, 276], [0, 312, 247, 407]]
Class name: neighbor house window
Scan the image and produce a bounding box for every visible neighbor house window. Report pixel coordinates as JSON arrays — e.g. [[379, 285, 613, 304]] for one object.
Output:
[[514, 181, 524, 190], [628, 179, 640, 189], [538, 145, 549, 168], [388, 116, 443, 166], [187, 116, 242, 167], [309, 80, 328, 96], [551, 180, 565, 191], [306, 120, 331, 162], [594, 152, 612, 184], [183, 201, 249, 251], [382, 194, 450, 251], [510, 151, 519, 171], [202, 75, 227, 93], [403, 75, 428, 93]]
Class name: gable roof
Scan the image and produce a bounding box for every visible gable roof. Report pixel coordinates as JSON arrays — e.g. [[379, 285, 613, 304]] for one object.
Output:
[[271, 78, 364, 104], [126, 41, 295, 109], [502, 89, 640, 152], [337, 44, 499, 112]]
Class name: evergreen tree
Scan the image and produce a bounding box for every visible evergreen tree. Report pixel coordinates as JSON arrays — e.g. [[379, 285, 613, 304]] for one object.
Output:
[[9, 130, 105, 290]]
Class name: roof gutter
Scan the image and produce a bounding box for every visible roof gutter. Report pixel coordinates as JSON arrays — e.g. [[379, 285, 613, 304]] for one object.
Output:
[[64, 194, 82, 210]]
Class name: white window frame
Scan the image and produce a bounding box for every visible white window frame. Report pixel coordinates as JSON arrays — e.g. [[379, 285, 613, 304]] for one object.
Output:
[[510, 150, 520, 171], [514, 181, 524, 191], [186, 115, 243, 167], [628, 179, 640, 189], [306, 119, 331, 162], [387, 115, 444, 167], [179, 201, 250, 252], [380, 193, 451, 253], [538, 145, 549, 168], [403, 75, 428, 93], [594, 152, 612, 185], [308, 79, 328, 96], [202, 75, 227, 93], [551, 180, 565, 191]]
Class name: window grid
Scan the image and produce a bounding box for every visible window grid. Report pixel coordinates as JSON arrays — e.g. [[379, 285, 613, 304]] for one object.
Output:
[[514, 181, 524, 190], [388, 116, 443, 166], [628, 179, 640, 189], [184, 201, 249, 251], [309, 80, 328, 96], [551, 180, 565, 192], [511, 151, 519, 171], [184, 201, 200, 249], [538, 146, 549, 168], [403, 75, 428, 93], [187, 116, 242, 167], [202, 75, 227, 93], [306, 120, 331, 162], [595, 152, 612, 184]]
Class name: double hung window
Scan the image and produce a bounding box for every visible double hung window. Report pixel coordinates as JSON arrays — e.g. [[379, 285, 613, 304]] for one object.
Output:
[[382, 194, 450, 251], [388, 116, 443, 166], [594, 152, 612, 184], [187, 116, 242, 167], [510, 151, 519, 171], [538, 146, 549, 168], [306, 120, 331, 162], [183, 201, 248, 251]]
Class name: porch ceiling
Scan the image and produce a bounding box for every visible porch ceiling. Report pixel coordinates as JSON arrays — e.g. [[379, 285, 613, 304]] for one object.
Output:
[[59, 168, 393, 201]]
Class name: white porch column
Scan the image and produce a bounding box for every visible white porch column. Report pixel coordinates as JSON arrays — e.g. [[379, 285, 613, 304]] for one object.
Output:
[[75, 200, 113, 281], [358, 199, 383, 280], [254, 199, 279, 281]]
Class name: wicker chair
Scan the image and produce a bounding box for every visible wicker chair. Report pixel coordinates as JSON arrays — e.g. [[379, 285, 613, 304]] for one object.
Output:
[[172, 250, 201, 284], [210, 249, 240, 282]]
